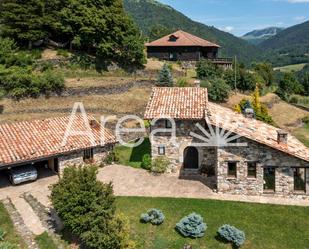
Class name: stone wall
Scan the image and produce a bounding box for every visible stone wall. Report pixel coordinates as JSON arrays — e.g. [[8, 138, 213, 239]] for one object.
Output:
[[58, 145, 112, 175], [151, 119, 206, 173], [217, 137, 309, 197]]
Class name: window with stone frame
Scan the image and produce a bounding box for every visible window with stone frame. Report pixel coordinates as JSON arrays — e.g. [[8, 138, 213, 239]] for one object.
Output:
[[158, 145, 165, 155], [247, 162, 257, 178], [83, 148, 94, 162], [227, 162, 237, 178], [293, 168, 306, 192]]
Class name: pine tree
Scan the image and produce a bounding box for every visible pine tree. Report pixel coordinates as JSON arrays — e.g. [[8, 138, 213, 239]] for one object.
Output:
[[157, 63, 173, 86], [0, 0, 50, 49]]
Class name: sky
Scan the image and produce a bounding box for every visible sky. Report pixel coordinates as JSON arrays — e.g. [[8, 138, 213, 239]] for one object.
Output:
[[157, 0, 309, 36]]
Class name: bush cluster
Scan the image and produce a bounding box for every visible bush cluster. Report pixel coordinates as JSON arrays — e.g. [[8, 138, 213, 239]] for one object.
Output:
[[201, 78, 231, 102], [217, 224, 246, 247], [141, 154, 152, 170], [175, 213, 207, 238], [0, 38, 65, 100], [140, 209, 165, 225], [151, 156, 170, 174], [0, 67, 65, 100]]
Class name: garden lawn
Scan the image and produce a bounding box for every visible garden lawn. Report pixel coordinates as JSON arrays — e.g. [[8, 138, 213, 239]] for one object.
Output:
[[114, 138, 151, 168], [35, 232, 58, 249], [0, 202, 26, 248], [116, 197, 309, 249]]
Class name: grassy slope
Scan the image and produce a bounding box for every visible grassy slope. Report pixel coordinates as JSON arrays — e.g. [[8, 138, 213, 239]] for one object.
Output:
[[274, 63, 307, 73], [117, 196, 309, 249], [0, 202, 27, 248], [114, 138, 151, 168], [293, 123, 309, 147]]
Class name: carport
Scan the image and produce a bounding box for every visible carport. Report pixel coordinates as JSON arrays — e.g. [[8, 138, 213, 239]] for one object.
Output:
[[0, 157, 59, 187]]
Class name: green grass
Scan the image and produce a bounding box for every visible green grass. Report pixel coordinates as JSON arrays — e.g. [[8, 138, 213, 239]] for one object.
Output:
[[114, 138, 151, 168], [35, 232, 58, 249], [0, 202, 26, 248], [116, 196, 309, 249], [274, 63, 307, 73], [290, 95, 309, 109], [294, 122, 309, 147]]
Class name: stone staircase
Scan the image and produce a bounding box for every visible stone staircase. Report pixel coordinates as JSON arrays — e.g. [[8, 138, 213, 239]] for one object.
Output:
[[2, 191, 67, 249]]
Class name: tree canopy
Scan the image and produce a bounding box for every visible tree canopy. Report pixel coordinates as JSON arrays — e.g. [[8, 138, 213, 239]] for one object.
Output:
[[0, 0, 145, 65]]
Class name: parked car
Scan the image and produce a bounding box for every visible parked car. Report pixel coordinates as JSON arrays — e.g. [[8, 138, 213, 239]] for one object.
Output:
[[9, 165, 38, 185]]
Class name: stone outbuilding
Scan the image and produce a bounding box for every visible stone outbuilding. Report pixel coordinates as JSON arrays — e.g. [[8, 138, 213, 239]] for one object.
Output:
[[0, 115, 116, 175], [144, 87, 309, 198]]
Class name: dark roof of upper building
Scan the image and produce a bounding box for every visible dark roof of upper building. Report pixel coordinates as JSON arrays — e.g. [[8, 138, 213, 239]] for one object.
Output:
[[145, 30, 220, 48], [0, 115, 116, 166]]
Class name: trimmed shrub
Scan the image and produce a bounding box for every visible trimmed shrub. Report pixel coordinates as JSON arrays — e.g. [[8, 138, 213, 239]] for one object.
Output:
[[141, 154, 151, 170], [151, 156, 169, 174], [175, 213, 207, 238], [0, 228, 5, 241], [140, 209, 165, 225], [105, 151, 117, 165], [217, 224, 246, 247]]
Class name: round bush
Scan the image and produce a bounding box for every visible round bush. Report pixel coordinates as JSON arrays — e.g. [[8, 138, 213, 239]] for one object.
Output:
[[217, 224, 245, 247], [140, 209, 165, 225], [175, 213, 207, 238]]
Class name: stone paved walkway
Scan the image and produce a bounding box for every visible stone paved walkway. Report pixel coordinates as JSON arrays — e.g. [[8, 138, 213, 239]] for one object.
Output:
[[11, 196, 46, 235], [0, 164, 308, 239], [98, 165, 309, 207]]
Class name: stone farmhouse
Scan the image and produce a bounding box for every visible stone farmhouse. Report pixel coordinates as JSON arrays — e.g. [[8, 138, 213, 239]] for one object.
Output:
[[144, 87, 309, 198], [0, 115, 116, 175]]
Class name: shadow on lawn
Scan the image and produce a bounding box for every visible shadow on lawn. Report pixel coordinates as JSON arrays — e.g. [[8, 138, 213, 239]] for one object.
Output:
[[129, 138, 151, 163], [215, 234, 239, 249]]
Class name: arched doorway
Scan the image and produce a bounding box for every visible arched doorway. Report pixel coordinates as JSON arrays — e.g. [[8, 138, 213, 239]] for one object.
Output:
[[183, 147, 199, 169]]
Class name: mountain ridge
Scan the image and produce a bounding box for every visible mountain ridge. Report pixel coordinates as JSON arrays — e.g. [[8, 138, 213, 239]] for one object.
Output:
[[259, 21, 309, 66], [242, 27, 284, 45]]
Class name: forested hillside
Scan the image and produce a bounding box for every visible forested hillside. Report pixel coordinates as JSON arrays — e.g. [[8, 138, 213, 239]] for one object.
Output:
[[259, 21, 309, 66], [124, 0, 261, 64]]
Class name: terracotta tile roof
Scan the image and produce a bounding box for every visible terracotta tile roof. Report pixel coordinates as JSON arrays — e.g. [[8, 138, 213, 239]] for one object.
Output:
[[144, 87, 208, 120], [145, 30, 220, 48], [144, 87, 309, 162], [0, 115, 116, 167], [206, 102, 309, 162]]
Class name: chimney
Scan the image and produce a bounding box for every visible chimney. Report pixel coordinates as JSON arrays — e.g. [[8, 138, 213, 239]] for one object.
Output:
[[194, 80, 200, 88], [277, 130, 288, 144], [89, 119, 98, 128], [244, 108, 255, 119]]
